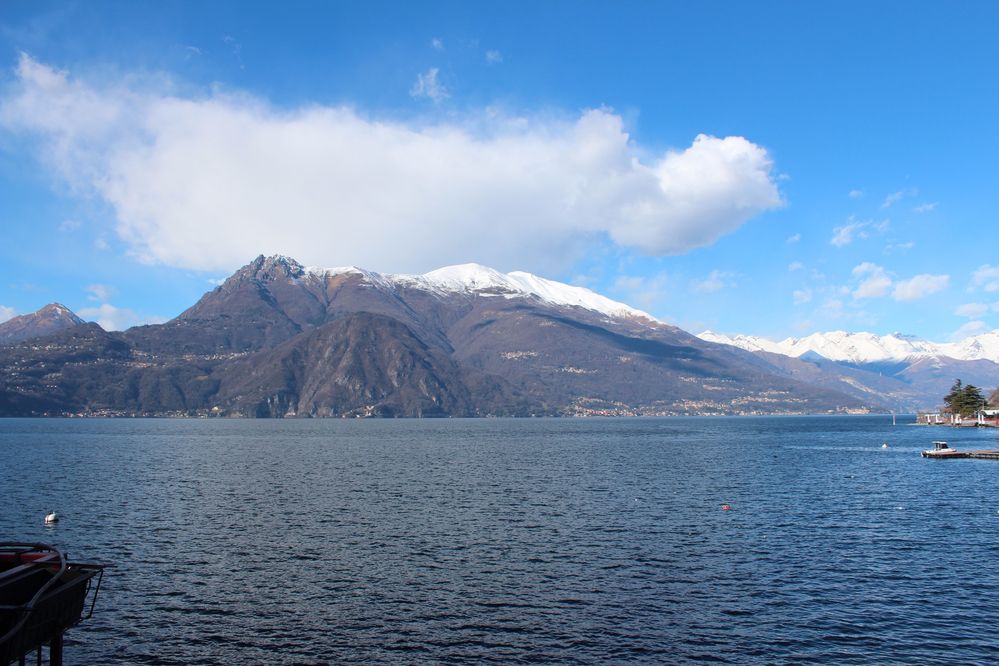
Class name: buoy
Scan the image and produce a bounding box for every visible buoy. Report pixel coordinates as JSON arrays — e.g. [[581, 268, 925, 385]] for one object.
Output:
[[882, 443, 889, 448], [721, 503, 732, 511], [44, 511, 58, 524]]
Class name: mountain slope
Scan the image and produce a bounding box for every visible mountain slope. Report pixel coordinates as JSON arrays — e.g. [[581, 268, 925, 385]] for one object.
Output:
[[0, 255, 878, 416], [0, 304, 85, 345]]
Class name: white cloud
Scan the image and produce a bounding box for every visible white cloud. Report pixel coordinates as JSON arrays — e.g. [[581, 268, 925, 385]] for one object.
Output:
[[951, 320, 989, 341], [0, 55, 786, 274], [59, 219, 81, 231], [831, 217, 889, 247], [913, 202, 937, 213], [85, 283, 114, 301], [848, 189, 863, 199], [691, 270, 735, 293], [892, 273, 949, 301], [793, 288, 812, 305], [77, 303, 165, 331], [786, 233, 800, 244], [410, 67, 449, 102], [94, 237, 109, 251], [851, 262, 892, 299], [485, 50, 503, 64], [431, 38, 444, 51], [972, 264, 999, 293], [831, 220, 866, 247], [885, 241, 914, 253], [880, 190, 904, 209], [955, 302, 988, 318], [0, 305, 15, 323], [788, 261, 803, 271]]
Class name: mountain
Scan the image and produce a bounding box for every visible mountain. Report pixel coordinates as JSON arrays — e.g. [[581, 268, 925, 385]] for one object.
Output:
[[699, 329, 999, 364], [698, 329, 999, 411], [0, 303, 85, 345], [0, 255, 875, 417]]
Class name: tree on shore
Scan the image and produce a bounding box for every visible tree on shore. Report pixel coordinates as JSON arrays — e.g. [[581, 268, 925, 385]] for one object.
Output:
[[943, 379, 986, 417]]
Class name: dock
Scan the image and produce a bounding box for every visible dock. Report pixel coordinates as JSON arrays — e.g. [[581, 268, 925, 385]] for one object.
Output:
[[921, 441, 999, 459]]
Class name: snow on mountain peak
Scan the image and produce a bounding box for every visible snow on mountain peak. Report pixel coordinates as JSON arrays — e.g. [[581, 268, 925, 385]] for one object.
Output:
[[304, 261, 658, 323], [697, 329, 999, 363]]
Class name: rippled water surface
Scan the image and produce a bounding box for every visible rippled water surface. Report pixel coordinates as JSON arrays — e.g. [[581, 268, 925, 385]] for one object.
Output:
[[3, 416, 999, 664]]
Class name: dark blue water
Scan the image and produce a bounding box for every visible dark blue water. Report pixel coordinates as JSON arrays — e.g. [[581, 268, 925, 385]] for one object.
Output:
[[3, 416, 999, 664]]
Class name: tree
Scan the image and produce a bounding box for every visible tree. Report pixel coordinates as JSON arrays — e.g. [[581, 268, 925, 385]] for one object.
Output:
[[943, 379, 963, 413], [989, 387, 999, 409]]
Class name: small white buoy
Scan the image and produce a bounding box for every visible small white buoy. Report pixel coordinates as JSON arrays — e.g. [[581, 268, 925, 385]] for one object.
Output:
[[882, 443, 889, 449], [43, 511, 58, 524]]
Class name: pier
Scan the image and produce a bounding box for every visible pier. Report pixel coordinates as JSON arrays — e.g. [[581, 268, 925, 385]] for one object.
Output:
[[921, 441, 999, 459]]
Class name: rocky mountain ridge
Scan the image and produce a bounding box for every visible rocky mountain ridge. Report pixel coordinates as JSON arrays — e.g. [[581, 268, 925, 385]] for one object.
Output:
[[0, 303, 84, 345], [0, 255, 873, 417]]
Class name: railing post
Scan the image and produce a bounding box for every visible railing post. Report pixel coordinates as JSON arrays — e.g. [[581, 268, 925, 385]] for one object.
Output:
[[50, 633, 63, 666]]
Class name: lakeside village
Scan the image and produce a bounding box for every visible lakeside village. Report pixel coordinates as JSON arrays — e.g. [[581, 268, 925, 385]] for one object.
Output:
[[919, 380, 999, 427]]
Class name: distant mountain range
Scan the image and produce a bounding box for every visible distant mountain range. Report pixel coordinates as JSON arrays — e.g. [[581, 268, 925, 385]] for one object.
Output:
[[0, 254, 885, 417], [698, 330, 999, 411], [698, 329, 999, 364]]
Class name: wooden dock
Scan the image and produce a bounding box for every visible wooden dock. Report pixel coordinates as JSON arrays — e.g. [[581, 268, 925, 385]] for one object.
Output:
[[922, 448, 999, 460]]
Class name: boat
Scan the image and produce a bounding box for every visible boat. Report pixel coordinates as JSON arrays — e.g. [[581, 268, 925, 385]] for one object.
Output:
[[922, 441, 962, 458], [0, 543, 104, 665]]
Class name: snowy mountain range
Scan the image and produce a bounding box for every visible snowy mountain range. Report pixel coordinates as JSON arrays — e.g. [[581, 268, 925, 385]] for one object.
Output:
[[698, 329, 999, 364]]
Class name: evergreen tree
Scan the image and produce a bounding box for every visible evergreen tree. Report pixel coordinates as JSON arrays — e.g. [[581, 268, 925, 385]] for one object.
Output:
[[943, 379, 963, 413]]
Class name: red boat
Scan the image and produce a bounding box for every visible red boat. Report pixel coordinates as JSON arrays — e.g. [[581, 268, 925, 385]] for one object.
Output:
[[0, 543, 103, 665]]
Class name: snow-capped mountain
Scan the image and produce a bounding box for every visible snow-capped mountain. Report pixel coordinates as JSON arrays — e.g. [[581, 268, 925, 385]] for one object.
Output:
[[698, 329, 999, 364], [301, 259, 659, 323]]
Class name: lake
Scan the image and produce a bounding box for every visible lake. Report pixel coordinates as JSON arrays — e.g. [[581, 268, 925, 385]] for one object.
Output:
[[3, 416, 999, 664]]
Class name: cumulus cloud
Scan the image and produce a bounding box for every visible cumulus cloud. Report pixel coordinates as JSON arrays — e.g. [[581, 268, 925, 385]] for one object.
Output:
[[792, 288, 812, 305], [0, 55, 785, 274], [955, 302, 988, 318], [410, 67, 449, 102], [788, 261, 803, 271], [913, 202, 937, 213], [77, 303, 165, 331], [786, 233, 800, 244], [851, 262, 892, 299], [892, 274, 949, 301], [972, 265, 999, 292], [0, 305, 15, 323], [485, 50, 503, 64], [848, 189, 863, 199], [431, 38, 444, 51]]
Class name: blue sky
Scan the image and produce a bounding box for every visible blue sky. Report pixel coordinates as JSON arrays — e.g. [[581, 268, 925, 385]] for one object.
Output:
[[1, 1, 998, 340]]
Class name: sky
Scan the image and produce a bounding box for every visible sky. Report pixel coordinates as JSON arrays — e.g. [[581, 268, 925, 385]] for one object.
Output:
[[1, 1, 998, 341]]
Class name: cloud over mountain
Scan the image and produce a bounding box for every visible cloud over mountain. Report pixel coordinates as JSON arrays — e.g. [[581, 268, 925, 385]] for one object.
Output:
[[1, 55, 783, 274]]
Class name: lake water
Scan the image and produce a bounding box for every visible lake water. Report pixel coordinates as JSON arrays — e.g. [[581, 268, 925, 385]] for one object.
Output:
[[2, 416, 999, 664]]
